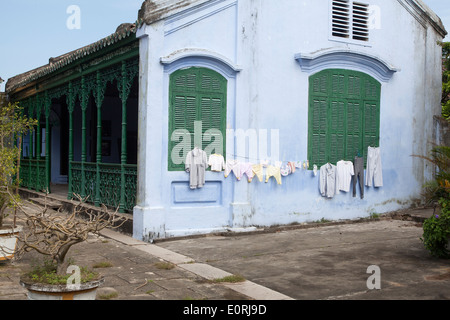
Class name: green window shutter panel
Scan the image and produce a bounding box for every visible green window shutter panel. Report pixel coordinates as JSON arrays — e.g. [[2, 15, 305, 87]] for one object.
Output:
[[329, 100, 346, 133], [309, 97, 328, 166], [348, 74, 362, 98], [331, 73, 345, 96], [364, 78, 380, 99], [346, 101, 362, 160], [200, 95, 225, 153], [201, 73, 222, 92], [308, 69, 380, 168], [174, 72, 197, 91], [363, 101, 380, 164], [169, 67, 227, 171], [329, 100, 346, 162], [312, 73, 328, 96], [174, 95, 197, 133]]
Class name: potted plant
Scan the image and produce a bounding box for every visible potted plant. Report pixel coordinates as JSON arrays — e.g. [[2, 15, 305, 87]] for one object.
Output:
[[0, 101, 37, 261], [13, 194, 127, 300]]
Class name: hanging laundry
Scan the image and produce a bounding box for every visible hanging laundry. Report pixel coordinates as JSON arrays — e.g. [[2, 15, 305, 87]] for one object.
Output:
[[288, 162, 296, 174], [313, 164, 318, 176], [319, 163, 337, 198], [366, 146, 383, 187], [239, 162, 255, 182], [352, 156, 364, 199], [336, 160, 355, 193], [251, 164, 264, 182], [208, 154, 225, 172], [224, 159, 241, 180], [266, 162, 282, 185], [280, 162, 296, 176], [280, 162, 291, 177], [260, 159, 270, 167], [266, 166, 282, 185], [185, 147, 208, 190]]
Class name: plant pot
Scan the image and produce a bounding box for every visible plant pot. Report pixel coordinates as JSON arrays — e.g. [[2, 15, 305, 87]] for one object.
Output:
[[20, 277, 105, 300], [0, 225, 22, 261]]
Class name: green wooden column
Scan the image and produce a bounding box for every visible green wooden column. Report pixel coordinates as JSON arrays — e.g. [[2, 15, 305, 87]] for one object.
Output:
[[117, 59, 138, 212], [28, 101, 34, 190], [35, 97, 42, 192], [18, 101, 26, 188], [67, 82, 75, 200], [80, 76, 88, 200], [94, 71, 105, 207], [119, 62, 128, 213], [44, 92, 51, 194]]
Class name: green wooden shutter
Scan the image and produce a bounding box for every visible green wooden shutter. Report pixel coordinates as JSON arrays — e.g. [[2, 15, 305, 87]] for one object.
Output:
[[312, 72, 328, 96], [345, 71, 364, 161], [201, 96, 224, 153], [308, 69, 380, 168], [329, 100, 346, 162], [346, 101, 362, 159], [362, 101, 380, 163], [198, 69, 227, 156], [362, 77, 381, 164], [169, 67, 227, 171], [169, 94, 196, 169], [309, 98, 328, 166], [348, 74, 362, 99], [331, 73, 345, 96], [309, 72, 329, 166]]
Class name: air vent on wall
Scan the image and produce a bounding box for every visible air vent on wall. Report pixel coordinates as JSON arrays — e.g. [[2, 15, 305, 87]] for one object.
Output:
[[332, 0, 369, 42], [332, 0, 350, 39], [352, 2, 369, 41]]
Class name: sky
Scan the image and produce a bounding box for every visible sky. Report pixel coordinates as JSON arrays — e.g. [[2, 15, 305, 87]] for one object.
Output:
[[0, 0, 143, 91], [0, 0, 449, 92]]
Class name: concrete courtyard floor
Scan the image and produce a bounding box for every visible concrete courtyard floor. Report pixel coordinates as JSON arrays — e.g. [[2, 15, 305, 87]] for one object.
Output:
[[157, 216, 450, 300], [1, 201, 449, 302]]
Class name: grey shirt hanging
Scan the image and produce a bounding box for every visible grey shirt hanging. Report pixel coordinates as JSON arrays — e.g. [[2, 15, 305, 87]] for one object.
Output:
[[185, 147, 208, 189]]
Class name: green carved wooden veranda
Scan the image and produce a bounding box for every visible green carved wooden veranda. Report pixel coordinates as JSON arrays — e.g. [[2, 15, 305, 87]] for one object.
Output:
[[16, 39, 139, 213]]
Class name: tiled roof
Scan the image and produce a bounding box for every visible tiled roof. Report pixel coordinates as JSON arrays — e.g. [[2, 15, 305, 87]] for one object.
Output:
[[6, 23, 138, 94]]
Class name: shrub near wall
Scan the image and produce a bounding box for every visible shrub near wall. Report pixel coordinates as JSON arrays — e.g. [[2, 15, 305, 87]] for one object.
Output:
[[420, 145, 450, 258]]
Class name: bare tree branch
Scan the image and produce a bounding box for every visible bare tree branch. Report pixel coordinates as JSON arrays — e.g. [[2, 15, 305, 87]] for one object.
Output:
[[8, 190, 128, 275]]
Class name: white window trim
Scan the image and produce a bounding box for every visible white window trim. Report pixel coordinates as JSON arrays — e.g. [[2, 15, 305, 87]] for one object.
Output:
[[328, 0, 372, 47]]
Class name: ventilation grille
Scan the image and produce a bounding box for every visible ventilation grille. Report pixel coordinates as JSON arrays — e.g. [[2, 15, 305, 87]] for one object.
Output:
[[352, 2, 369, 41], [332, 0, 369, 42], [332, 0, 350, 39]]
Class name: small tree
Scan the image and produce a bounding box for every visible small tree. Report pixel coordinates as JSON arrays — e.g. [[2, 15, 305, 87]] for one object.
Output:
[[13, 193, 127, 277], [0, 101, 37, 229]]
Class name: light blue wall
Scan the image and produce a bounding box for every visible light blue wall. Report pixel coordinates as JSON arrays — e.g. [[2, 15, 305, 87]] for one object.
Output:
[[134, 0, 444, 240]]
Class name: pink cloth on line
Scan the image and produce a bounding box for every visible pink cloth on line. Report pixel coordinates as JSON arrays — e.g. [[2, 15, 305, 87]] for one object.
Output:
[[239, 162, 255, 182]]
